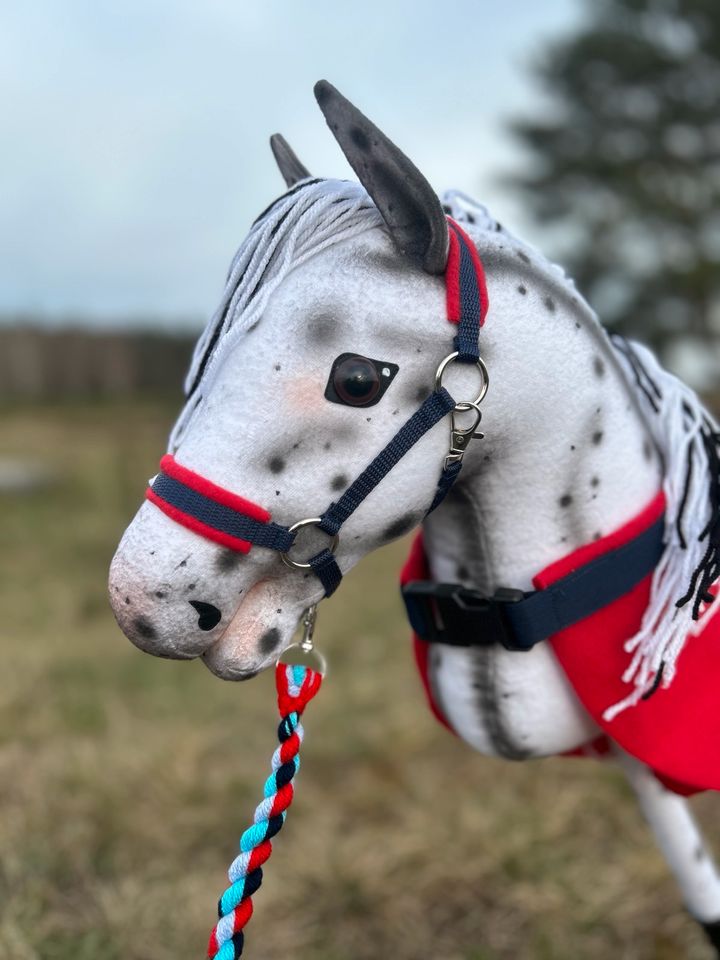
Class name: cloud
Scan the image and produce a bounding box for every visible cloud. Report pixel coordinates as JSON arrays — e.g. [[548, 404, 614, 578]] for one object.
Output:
[[0, 0, 580, 325]]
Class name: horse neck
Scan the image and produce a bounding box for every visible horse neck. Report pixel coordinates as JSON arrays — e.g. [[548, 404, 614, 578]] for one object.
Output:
[[422, 250, 663, 593]]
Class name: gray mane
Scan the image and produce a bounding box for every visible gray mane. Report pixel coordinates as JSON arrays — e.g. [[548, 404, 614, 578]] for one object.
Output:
[[170, 181, 587, 450], [170, 178, 382, 448]]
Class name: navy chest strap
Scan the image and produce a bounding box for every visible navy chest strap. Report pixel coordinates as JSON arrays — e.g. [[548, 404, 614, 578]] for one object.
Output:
[[402, 515, 665, 652]]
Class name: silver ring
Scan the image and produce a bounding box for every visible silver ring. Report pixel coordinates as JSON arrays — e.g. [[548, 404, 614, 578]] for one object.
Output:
[[280, 517, 340, 570], [434, 352, 489, 407], [278, 642, 328, 676]]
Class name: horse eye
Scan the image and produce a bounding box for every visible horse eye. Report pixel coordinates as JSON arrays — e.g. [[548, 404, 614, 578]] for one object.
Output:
[[325, 354, 398, 408], [334, 357, 380, 404]]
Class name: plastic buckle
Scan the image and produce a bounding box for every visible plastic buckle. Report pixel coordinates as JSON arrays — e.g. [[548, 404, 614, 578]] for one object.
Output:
[[402, 581, 528, 651]]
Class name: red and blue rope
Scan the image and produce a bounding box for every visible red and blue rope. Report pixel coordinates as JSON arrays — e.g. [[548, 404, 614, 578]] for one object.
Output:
[[206, 663, 323, 959]]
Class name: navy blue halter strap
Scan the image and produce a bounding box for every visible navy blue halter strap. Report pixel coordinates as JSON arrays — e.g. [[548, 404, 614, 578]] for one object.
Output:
[[147, 217, 486, 597], [446, 219, 489, 364], [150, 470, 295, 553]]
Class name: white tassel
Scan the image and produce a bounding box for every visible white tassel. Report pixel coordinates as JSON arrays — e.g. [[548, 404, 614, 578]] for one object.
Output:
[[604, 337, 720, 720]]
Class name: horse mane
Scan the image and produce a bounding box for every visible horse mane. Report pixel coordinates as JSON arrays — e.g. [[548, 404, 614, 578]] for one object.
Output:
[[169, 178, 383, 448], [171, 183, 589, 450], [605, 337, 720, 718]]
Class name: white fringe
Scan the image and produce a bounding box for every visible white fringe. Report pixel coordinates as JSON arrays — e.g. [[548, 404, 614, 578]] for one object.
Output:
[[604, 337, 720, 721], [169, 178, 381, 450]]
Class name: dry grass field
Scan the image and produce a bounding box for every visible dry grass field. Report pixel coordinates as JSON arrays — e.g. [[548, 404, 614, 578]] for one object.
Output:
[[1, 398, 719, 960]]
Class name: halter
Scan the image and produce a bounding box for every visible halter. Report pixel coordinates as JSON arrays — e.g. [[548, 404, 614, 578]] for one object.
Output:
[[147, 218, 490, 597]]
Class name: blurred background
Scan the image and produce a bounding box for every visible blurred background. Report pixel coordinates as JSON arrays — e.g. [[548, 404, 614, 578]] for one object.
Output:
[[1, 1, 718, 958]]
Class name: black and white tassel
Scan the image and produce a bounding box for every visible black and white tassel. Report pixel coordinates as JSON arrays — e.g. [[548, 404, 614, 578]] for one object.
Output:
[[606, 336, 720, 720]]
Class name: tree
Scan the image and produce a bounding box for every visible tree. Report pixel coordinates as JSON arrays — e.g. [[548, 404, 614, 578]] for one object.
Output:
[[507, 0, 720, 384]]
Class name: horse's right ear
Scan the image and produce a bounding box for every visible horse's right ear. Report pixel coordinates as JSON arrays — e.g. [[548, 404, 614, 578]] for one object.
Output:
[[314, 80, 448, 274], [270, 134, 312, 187]]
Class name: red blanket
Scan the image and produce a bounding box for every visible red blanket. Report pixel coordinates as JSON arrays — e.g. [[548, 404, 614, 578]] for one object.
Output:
[[402, 493, 720, 795]]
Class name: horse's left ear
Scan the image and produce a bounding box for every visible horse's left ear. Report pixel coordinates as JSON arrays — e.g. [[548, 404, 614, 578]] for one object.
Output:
[[314, 80, 448, 274], [270, 133, 312, 187]]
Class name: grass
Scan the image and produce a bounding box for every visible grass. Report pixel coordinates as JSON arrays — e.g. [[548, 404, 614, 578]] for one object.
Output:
[[0, 398, 718, 959]]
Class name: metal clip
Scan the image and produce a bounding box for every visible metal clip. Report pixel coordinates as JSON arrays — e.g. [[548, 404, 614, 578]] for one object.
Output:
[[299, 603, 318, 653], [279, 603, 327, 675], [446, 402, 484, 469]]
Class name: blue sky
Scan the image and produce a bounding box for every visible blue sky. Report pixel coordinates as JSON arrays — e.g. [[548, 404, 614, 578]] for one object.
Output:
[[0, 0, 581, 328]]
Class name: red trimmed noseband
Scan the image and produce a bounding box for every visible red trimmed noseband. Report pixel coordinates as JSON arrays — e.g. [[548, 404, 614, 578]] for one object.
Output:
[[146, 455, 293, 554]]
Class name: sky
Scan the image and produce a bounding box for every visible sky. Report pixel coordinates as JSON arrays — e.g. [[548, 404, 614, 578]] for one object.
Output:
[[0, 0, 582, 329]]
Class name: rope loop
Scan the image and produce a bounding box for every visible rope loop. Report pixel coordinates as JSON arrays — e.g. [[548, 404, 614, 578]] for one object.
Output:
[[207, 663, 323, 959]]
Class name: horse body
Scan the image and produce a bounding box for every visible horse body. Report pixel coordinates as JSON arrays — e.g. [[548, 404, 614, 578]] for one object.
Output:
[[109, 82, 720, 952]]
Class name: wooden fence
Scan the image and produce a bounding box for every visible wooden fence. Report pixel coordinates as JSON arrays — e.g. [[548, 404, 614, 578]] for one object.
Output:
[[0, 327, 196, 399]]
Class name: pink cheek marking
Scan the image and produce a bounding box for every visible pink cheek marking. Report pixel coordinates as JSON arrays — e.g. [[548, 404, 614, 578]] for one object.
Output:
[[284, 379, 328, 411]]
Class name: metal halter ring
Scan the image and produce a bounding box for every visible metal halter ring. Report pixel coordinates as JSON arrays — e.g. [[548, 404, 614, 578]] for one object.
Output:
[[280, 517, 340, 570], [434, 352, 490, 409]]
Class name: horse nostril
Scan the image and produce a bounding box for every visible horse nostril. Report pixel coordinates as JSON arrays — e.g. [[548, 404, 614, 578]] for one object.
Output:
[[189, 600, 222, 631]]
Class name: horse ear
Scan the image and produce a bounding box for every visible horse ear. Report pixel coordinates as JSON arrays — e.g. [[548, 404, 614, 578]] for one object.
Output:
[[269, 134, 312, 187], [313, 80, 448, 274]]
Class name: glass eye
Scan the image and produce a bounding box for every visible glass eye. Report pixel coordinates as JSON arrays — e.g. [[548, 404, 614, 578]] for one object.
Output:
[[333, 356, 380, 405], [325, 353, 399, 408]]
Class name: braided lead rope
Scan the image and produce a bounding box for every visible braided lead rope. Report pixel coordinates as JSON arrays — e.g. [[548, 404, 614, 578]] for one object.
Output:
[[207, 663, 323, 960]]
